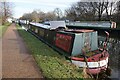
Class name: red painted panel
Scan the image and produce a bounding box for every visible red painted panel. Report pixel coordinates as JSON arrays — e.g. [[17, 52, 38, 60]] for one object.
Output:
[[55, 33, 72, 53]]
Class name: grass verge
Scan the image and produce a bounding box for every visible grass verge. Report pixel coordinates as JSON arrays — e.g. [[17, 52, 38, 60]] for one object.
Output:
[[0, 22, 11, 37], [16, 24, 84, 79]]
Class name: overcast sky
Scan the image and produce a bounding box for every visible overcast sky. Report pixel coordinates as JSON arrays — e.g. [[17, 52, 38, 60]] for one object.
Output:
[[7, 0, 80, 18]]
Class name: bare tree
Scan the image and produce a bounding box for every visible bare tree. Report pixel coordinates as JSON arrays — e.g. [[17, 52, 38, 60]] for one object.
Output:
[[20, 13, 32, 20], [31, 10, 39, 22], [114, 1, 120, 27], [90, 1, 108, 21], [117, 1, 120, 13], [104, 0, 117, 20], [38, 11, 45, 22], [0, 2, 13, 25], [65, 0, 118, 21], [45, 11, 57, 21], [65, 6, 77, 21], [20, 10, 57, 22], [54, 8, 62, 20], [65, 2, 96, 21]]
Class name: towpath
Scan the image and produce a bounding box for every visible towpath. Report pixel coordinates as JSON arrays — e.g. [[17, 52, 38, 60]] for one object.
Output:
[[2, 23, 43, 78]]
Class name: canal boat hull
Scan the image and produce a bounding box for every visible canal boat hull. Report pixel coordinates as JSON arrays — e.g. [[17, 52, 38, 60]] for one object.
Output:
[[71, 50, 109, 74]]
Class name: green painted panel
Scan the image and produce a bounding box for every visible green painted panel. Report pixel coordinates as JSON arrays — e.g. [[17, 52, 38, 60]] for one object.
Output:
[[91, 31, 98, 51], [72, 34, 83, 56], [72, 31, 98, 56]]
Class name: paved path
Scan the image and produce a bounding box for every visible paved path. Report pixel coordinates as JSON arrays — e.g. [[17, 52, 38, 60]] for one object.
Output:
[[2, 24, 43, 78]]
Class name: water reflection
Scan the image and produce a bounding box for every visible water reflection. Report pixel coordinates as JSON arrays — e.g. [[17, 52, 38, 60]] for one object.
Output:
[[98, 36, 120, 79]]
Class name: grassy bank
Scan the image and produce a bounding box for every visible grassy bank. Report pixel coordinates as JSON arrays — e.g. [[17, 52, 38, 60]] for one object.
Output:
[[16, 24, 84, 79], [0, 22, 11, 37]]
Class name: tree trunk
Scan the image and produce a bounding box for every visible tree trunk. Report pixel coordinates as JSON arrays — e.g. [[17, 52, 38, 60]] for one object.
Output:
[[98, 14, 101, 21]]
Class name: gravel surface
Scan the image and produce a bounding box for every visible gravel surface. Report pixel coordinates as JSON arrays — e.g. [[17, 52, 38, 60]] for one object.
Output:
[[2, 23, 43, 78]]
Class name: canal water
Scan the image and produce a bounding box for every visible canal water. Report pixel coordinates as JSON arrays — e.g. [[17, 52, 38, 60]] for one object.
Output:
[[98, 35, 120, 80]]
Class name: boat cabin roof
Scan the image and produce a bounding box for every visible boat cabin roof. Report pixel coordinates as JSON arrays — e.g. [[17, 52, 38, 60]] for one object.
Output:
[[30, 21, 66, 29], [65, 29, 94, 33]]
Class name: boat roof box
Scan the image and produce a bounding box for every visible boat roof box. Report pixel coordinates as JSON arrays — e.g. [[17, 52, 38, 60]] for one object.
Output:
[[50, 21, 67, 29]]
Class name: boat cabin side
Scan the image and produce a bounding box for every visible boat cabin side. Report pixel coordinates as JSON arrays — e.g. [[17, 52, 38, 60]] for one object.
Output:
[[55, 30, 98, 56]]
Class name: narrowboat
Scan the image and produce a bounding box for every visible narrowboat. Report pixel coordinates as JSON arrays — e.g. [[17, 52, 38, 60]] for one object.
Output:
[[66, 21, 116, 29], [18, 20, 110, 75]]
